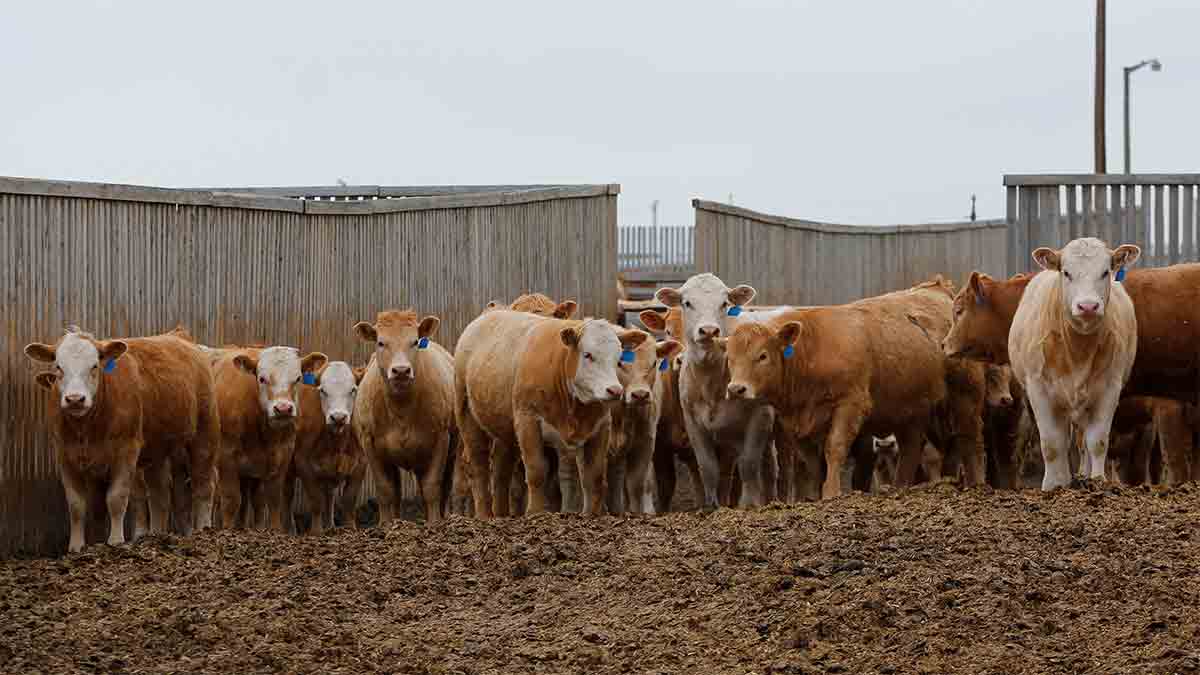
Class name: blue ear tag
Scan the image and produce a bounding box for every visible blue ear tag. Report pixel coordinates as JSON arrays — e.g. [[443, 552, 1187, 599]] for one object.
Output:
[[302, 372, 317, 386], [620, 349, 635, 363], [658, 357, 669, 372], [782, 345, 795, 359], [103, 358, 116, 374], [1115, 266, 1126, 282], [727, 306, 742, 317], [417, 337, 429, 350]]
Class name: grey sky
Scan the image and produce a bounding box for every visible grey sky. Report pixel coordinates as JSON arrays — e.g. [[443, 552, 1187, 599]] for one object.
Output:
[[3, 1, 1196, 229]]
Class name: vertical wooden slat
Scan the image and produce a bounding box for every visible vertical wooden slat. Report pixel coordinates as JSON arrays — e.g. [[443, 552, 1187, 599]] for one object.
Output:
[[1168, 184, 1181, 264], [1152, 185, 1165, 266], [1185, 186, 1196, 263]]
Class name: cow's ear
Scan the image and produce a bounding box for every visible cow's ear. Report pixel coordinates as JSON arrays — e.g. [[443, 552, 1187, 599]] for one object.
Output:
[[233, 354, 259, 375], [35, 372, 58, 390], [618, 329, 649, 351], [728, 284, 756, 307], [560, 326, 581, 348], [352, 367, 368, 384], [968, 271, 988, 305], [300, 352, 328, 374], [24, 343, 56, 363], [553, 300, 578, 320], [776, 321, 804, 348], [418, 316, 441, 340], [656, 339, 682, 362], [354, 322, 377, 343], [1032, 247, 1061, 271], [98, 340, 128, 365], [655, 287, 683, 308], [1111, 244, 1141, 271], [639, 310, 667, 332]]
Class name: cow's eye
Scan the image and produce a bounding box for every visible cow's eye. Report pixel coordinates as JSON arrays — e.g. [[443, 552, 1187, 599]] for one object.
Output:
[[758, 353, 768, 362], [259, 376, 268, 385], [683, 301, 693, 309], [295, 376, 302, 384], [1102, 269, 1109, 279], [1063, 271, 1072, 281], [377, 341, 385, 348], [412, 339, 420, 347], [583, 352, 594, 362], [319, 388, 327, 397]]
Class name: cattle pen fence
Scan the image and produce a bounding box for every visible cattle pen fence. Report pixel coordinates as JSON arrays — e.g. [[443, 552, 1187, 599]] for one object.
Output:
[[691, 199, 1009, 307], [0, 177, 618, 556]]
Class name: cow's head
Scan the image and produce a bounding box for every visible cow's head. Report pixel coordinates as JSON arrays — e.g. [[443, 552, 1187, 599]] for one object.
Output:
[[873, 435, 899, 487], [723, 320, 801, 401], [25, 330, 128, 417], [311, 361, 364, 434], [510, 293, 578, 319], [655, 273, 755, 349], [560, 319, 647, 404], [234, 347, 328, 425], [943, 271, 1002, 360], [355, 309, 439, 395], [613, 327, 682, 407], [1033, 238, 1140, 334], [984, 363, 1015, 408]]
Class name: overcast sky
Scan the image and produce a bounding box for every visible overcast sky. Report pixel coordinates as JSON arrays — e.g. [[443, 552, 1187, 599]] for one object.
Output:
[[3, 1, 1196, 228]]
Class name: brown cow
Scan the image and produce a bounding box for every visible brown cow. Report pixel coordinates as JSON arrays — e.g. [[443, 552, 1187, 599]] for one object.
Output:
[[213, 346, 327, 530], [289, 362, 368, 533], [26, 326, 220, 551], [455, 310, 647, 518], [353, 310, 457, 525], [453, 293, 579, 516], [640, 308, 706, 511], [723, 277, 978, 499]]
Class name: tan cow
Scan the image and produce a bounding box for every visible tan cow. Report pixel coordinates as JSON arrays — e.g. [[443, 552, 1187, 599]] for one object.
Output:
[[213, 346, 327, 530], [453, 293, 579, 516], [289, 362, 368, 533], [353, 310, 456, 525], [455, 310, 646, 518], [724, 278, 977, 499], [640, 308, 706, 511], [25, 326, 220, 552], [655, 274, 776, 510], [1010, 238, 1140, 489]]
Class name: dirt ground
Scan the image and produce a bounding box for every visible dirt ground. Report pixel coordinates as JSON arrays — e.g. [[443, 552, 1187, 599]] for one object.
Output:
[[3, 481, 1200, 675]]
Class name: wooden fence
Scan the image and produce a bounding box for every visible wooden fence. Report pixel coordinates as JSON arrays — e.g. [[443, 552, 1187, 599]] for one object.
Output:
[[0, 177, 618, 557], [1004, 174, 1200, 274], [617, 225, 694, 271], [692, 199, 1008, 306]]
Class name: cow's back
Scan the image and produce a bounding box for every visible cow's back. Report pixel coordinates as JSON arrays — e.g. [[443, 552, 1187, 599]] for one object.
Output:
[[124, 334, 215, 448], [1124, 263, 1200, 378]]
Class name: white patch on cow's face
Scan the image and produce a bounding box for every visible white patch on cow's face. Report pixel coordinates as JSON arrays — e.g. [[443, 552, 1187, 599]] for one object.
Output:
[[1038, 238, 1118, 334], [571, 321, 624, 404], [874, 435, 897, 453], [657, 273, 755, 349], [254, 347, 304, 424], [54, 335, 103, 417], [318, 361, 357, 433]]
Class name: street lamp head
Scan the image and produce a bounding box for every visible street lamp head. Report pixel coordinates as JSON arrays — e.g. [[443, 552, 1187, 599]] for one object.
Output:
[[1150, 59, 1162, 72]]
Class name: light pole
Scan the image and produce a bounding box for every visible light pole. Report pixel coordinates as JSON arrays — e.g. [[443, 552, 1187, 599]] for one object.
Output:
[[1124, 58, 1162, 174]]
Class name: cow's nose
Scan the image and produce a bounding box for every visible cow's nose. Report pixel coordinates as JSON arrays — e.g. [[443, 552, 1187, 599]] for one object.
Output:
[[1076, 301, 1100, 315], [727, 383, 747, 397], [64, 393, 85, 405], [605, 384, 624, 399], [630, 389, 651, 403], [697, 324, 721, 340], [390, 365, 412, 380], [999, 395, 1014, 407], [273, 401, 294, 416], [330, 411, 349, 425]]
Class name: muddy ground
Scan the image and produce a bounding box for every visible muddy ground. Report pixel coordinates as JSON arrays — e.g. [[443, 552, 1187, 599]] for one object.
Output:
[[3, 481, 1200, 675]]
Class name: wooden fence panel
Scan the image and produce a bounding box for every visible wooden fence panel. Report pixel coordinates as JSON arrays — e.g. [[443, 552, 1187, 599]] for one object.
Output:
[[0, 177, 619, 556], [692, 200, 1008, 307]]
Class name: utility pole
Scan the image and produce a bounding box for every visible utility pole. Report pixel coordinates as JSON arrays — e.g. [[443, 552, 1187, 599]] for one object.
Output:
[[1094, 0, 1107, 174]]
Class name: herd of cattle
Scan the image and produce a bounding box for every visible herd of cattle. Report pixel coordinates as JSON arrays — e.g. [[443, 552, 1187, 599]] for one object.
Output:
[[23, 236, 1200, 553]]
